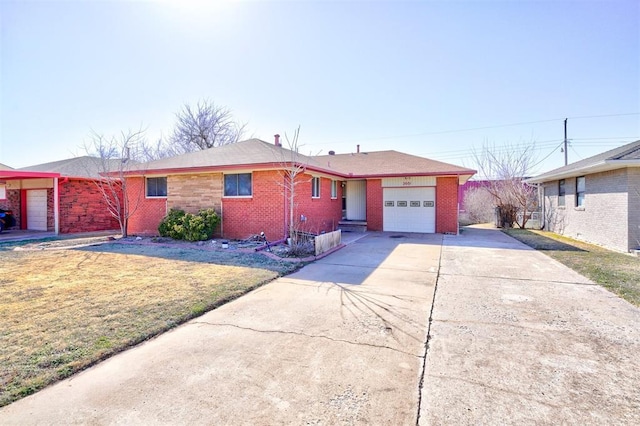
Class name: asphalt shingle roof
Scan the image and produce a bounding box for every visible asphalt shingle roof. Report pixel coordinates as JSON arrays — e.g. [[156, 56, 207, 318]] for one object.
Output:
[[131, 138, 475, 178], [316, 150, 475, 177], [528, 140, 640, 183], [137, 139, 318, 172], [18, 156, 127, 179]]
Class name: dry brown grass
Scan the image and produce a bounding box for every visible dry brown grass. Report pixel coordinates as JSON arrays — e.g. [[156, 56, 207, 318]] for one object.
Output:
[[0, 241, 298, 407]]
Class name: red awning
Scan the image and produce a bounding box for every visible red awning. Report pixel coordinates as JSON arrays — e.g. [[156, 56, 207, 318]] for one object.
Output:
[[0, 171, 61, 179]]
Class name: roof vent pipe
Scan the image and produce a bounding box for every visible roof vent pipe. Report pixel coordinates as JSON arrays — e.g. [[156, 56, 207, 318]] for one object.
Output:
[[328, 150, 335, 155], [274, 134, 281, 147], [357, 144, 360, 153]]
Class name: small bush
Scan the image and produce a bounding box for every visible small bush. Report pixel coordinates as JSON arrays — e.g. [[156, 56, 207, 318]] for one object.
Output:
[[158, 208, 220, 241]]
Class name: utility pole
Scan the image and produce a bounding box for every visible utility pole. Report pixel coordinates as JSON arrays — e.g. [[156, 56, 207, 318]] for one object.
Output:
[[563, 118, 568, 166]]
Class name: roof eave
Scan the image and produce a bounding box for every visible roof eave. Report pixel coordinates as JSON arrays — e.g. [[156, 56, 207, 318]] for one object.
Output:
[[339, 171, 476, 179], [526, 160, 640, 184], [0, 171, 62, 179]]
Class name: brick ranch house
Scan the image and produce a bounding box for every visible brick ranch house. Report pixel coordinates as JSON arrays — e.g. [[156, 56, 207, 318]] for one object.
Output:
[[526, 139, 640, 253], [0, 157, 122, 234], [123, 136, 476, 240]]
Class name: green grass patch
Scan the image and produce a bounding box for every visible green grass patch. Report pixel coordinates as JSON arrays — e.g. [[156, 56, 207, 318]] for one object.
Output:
[[504, 229, 640, 307]]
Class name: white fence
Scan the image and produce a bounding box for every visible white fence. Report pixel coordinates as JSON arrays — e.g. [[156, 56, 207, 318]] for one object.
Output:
[[315, 230, 342, 256]]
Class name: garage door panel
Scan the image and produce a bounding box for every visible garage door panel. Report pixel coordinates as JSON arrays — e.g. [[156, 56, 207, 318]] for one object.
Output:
[[383, 187, 435, 233], [27, 189, 48, 231]]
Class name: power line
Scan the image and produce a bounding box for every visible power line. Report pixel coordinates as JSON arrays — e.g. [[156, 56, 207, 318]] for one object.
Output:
[[309, 112, 640, 146], [567, 112, 640, 120]]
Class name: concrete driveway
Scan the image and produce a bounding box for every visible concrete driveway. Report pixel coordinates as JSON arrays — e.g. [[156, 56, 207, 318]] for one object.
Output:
[[420, 227, 640, 425], [2, 228, 639, 425], [0, 232, 441, 425]]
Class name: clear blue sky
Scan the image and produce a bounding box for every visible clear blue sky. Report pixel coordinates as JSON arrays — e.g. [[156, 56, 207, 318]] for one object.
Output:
[[1, 0, 639, 176]]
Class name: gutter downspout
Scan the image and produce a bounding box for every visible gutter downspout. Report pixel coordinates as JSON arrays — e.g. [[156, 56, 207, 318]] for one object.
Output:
[[220, 174, 224, 237], [457, 174, 461, 235], [54, 177, 60, 235]]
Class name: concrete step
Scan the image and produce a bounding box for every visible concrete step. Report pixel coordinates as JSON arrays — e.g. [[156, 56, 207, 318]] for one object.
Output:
[[338, 221, 368, 233]]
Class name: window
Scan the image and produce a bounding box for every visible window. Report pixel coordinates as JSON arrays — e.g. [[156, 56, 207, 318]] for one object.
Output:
[[576, 176, 585, 207], [558, 179, 566, 207], [331, 180, 337, 199], [224, 173, 252, 196], [0, 183, 6, 200], [146, 177, 167, 197], [312, 177, 320, 198]]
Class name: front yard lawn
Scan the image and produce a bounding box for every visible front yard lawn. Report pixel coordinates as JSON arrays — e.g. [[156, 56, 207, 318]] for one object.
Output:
[[504, 228, 640, 307], [0, 240, 300, 407]]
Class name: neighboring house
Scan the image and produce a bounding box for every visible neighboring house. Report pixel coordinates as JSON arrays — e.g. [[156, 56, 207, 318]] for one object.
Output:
[[0, 157, 122, 234], [527, 140, 640, 253], [123, 136, 476, 240]]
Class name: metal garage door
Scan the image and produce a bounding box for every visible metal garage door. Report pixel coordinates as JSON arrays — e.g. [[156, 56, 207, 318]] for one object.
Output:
[[383, 187, 435, 233], [27, 189, 48, 231]]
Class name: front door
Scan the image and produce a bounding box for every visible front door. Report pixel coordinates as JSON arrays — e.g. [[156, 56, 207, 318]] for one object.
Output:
[[345, 180, 366, 221]]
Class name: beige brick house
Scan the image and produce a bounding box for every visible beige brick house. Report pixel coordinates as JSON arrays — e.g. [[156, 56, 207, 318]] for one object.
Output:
[[527, 140, 640, 253]]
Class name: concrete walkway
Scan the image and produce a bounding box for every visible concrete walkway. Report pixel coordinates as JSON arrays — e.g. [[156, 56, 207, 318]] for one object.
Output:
[[420, 227, 640, 425], [0, 232, 441, 425]]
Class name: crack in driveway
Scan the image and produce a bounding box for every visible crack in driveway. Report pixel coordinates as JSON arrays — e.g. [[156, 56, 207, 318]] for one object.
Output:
[[190, 321, 422, 358], [438, 272, 596, 286]]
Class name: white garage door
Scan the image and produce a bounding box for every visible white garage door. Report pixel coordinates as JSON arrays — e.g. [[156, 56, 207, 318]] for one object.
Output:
[[27, 189, 48, 231], [383, 187, 435, 233]]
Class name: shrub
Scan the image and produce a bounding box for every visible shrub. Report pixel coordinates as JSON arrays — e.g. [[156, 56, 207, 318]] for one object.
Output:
[[158, 208, 220, 241]]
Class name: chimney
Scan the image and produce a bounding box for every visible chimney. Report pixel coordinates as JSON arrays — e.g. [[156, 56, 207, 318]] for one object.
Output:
[[357, 144, 360, 153], [274, 134, 281, 147], [328, 150, 335, 155]]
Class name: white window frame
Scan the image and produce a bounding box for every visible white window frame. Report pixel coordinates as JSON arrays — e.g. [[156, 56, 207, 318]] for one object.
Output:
[[331, 180, 337, 199], [312, 177, 321, 198], [146, 177, 167, 198], [576, 176, 585, 207], [0, 183, 6, 200]]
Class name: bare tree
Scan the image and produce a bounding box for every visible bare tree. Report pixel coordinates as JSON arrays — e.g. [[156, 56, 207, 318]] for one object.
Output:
[[275, 127, 313, 246], [473, 142, 538, 228], [463, 186, 495, 224], [170, 99, 246, 154], [83, 129, 146, 237], [135, 134, 177, 162], [543, 195, 566, 234]]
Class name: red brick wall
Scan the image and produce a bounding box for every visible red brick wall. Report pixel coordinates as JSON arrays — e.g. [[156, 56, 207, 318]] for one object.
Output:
[[47, 188, 55, 231], [126, 177, 167, 236], [126, 170, 343, 240], [58, 179, 121, 233], [436, 177, 459, 234], [222, 170, 286, 240], [1, 189, 21, 229], [222, 171, 342, 241], [291, 174, 343, 236], [366, 179, 383, 231]]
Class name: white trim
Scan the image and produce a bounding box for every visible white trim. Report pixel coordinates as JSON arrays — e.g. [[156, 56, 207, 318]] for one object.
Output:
[[382, 176, 436, 187], [145, 176, 168, 198], [527, 160, 640, 183], [311, 177, 321, 198], [54, 177, 59, 234]]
